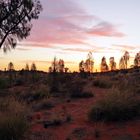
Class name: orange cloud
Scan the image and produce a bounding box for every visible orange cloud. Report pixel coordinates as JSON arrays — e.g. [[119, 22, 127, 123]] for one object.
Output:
[[20, 60, 76, 65]]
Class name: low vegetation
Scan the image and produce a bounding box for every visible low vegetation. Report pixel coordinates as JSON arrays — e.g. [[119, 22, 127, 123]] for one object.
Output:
[[0, 78, 10, 89], [88, 88, 140, 121], [0, 115, 28, 140], [32, 100, 54, 111], [69, 80, 94, 98], [0, 98, 29, 140], [92, 77, 113, 89], [0, 68, 140, 139]]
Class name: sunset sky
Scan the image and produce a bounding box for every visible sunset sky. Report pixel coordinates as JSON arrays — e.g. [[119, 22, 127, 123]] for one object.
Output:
[[0, 0, 140, 72]]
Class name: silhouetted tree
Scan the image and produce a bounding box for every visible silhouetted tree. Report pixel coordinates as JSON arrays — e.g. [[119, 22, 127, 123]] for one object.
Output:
[[119, 57, 125, 69], [25, 63, 29, 71], [48, 67, 53, 73], [109, 57, 116, 71], [101, 57, 108, 72], [79, 60, 85, 72], [85, 52, 94, 73], [50, 57, 68, 73], [119, 51, 130, 69], [8, 62, 14, 71], [0, 0, 42, 52], [50, 57, 59, 92], [58, 59, 64, 73], [134, 52, 140, 67], [52, 57, 58, 73], [24, 63, 29, 82], [79, 60, 86, 78], [123, 51, 130, 69], [64, 67, 69, 73], [8, 62, 15, 85], [30, 62, 37, 82], [31, 62, 37, 71]]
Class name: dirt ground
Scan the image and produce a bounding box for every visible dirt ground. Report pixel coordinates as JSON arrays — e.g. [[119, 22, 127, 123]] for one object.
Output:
[[30, 87, 140, 140]]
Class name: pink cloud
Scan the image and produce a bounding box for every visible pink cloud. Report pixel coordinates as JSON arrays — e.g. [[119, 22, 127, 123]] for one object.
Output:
[[24, 0, 125, 49], [87, 22, 125, 37], [27, 17, 88, 45], [40, 0, 86, 17], [18, 42, 52, 48], [112, 44, 137, 51], [63, 48, 92, 52]]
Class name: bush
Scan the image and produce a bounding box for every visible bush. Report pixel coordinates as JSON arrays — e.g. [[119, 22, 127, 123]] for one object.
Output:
[[88, 88, 140, 121], [21, 85, 50, 102], [0, 115, 28, 140], [0, 89, 9, 97], [0, 98, 27, 114], [67, 79, 94, 98], [14, 78, 24, 86], [0, 78, 10, 89], [0, 98, 29, 140], [70, 127, 87, 140], [92, 78, 112, 89], [71, 91, 94, 98], [32, 100, 54, 111]]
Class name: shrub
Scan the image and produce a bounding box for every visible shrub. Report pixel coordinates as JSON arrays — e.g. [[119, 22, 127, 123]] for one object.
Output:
[[94, 129, 100, 138], [44, 119, 62, 128], [88, 88, 140, 121], [70, 127, 87, 139], [0, 89, 9, 97], [32, 100, 54, 111], [0, 78, 10, 89], [66, 114, 72, 122], [0, 115, 28, 140], [22, 85, 50, 102], [68, 79, 94, 98], [0, 98, 27, 114], [71, 91, 94, 98], [92, 78, 112, 89], [14, 78, 24, 86], [0, 98, 29, 140]]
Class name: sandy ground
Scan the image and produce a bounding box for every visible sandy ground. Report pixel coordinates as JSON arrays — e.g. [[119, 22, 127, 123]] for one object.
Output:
[[30, 87, 140, 140]]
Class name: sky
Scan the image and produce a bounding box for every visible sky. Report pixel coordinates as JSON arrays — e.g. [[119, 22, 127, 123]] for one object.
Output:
[[0, 0, 140, 72]]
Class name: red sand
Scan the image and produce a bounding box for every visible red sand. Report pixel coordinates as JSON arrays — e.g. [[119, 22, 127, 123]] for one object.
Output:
[[31, 88, 140, 140]]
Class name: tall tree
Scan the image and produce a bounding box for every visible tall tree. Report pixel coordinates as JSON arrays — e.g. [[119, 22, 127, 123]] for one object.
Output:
[[79, 60, 85, 72], [31, 62, 36, 71], [25, 63, 29, 71], [109, 57, 116, 71], [52, 57, 58, 73], [119, 57, 125, 69], [119, 51, 130, 69], [123, 51, 130, 69], [0, 0, 42, 52], [85, 52, 94, 73], [134, 52, 140, 67], [101, 57, 108, 72], [58, 59, 64, 73], [8, 61, 15, 85], [8, 62, 14, 71]]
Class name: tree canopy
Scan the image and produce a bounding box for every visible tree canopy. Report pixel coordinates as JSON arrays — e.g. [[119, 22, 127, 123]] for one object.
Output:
[[8, 62, 14, 71], [0, 0, 42, 52], [31, 62, 36, 71]]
